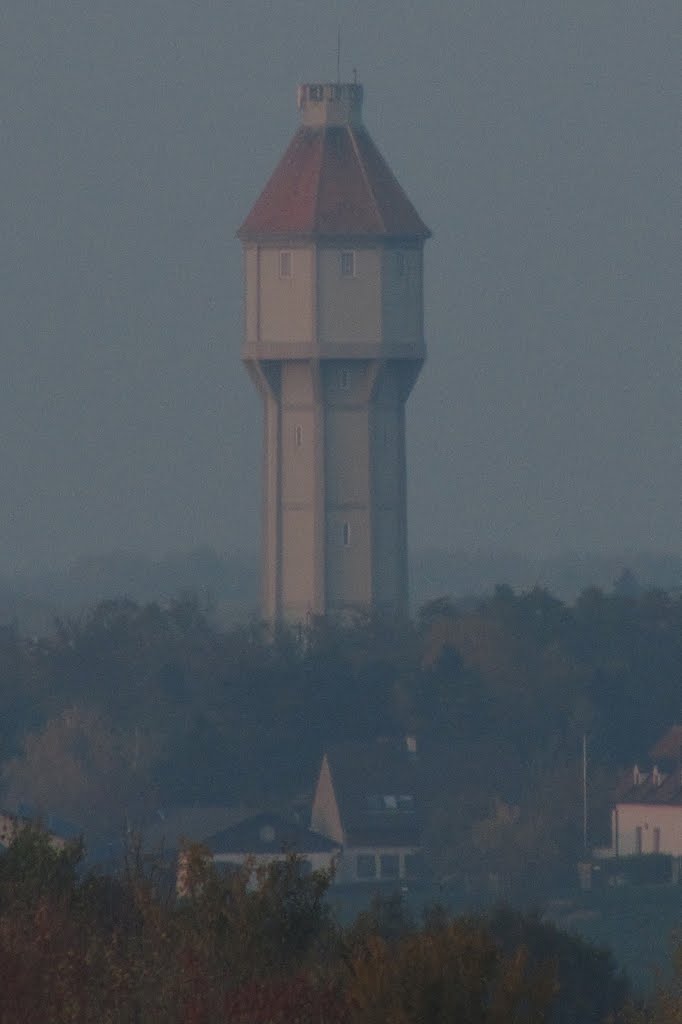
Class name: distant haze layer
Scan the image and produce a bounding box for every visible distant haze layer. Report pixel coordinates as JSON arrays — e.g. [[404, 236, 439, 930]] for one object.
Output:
[[1, 2, 679, 573]]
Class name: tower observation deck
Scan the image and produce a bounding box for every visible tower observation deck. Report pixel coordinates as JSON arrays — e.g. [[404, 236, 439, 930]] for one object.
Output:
[[238, 82, 430, 623]]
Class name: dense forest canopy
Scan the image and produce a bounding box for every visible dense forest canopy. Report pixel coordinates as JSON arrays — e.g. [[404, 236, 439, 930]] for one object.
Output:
[[1, 583, 681, 897]]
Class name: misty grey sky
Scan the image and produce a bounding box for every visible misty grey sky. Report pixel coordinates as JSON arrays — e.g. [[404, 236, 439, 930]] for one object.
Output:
[[1, 1, 679, 574]]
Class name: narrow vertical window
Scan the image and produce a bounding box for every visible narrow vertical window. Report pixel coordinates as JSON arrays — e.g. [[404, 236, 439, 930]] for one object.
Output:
[[653, 827, 661, 853], [339, 368, 351, 390], [395, 250, 405, 276], [342, 521, 351, 547], [294, 424, 303, 448], [279, 250, 293, 278], [340, 250, 355, 277], [635, 826, 643, 855]]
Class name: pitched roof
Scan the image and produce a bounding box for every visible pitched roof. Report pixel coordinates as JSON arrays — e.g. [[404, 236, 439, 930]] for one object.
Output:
[[650, 725, 682, 761], [613, 727, 682, 806], [322, 739, 423, 847], [141, 806, 257, 851], [238, 125, 431, 241], [615, 770, 682, 806], [204, 812, 338, 856]]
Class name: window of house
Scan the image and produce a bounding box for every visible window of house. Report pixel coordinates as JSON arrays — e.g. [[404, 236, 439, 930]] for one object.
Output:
[[340, 250, 355, 277], [342, 521, 351, 547], [339, 368, 352, 390], [279, 250, 293, 278], [356, 854, 376, 879], [653, 827, 661, 853], [635, 826, 643, 855], [380, 854, 400, 879], [295, 424, 303, 448], [395, 250, 405, 276]]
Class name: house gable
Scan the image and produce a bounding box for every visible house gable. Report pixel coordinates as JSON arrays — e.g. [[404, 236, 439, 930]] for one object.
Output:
[[311, 739, 426, 883], [311, 755, 345, 844]]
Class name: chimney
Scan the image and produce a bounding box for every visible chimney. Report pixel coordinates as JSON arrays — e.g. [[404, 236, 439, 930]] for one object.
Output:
[[297, 82, 364, 127]]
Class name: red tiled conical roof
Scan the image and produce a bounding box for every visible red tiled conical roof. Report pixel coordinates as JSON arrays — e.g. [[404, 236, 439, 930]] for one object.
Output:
[[238, 123, 430, 240]]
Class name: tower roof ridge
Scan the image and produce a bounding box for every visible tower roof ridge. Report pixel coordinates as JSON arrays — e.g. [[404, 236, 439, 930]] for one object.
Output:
[[346, 122, 387, 235], [238, 119, 430, 241]]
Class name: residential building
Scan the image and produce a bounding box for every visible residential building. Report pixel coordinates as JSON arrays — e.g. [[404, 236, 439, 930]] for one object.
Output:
[[203, 811, 339, 875], [602, 727, 682, 857], [311, 737, 424, 884]]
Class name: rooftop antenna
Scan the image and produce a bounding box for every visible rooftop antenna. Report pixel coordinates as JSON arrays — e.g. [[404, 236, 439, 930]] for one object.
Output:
[[336, 26, 341, 83], [582, 733, 588, 852]]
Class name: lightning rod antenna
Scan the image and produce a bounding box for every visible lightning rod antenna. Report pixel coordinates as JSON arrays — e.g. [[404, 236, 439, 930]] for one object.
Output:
[[337, 26, 341, 84]]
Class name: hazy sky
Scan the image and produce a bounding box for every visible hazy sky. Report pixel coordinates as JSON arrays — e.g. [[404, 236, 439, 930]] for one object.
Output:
[[1, 1, 679, 574]]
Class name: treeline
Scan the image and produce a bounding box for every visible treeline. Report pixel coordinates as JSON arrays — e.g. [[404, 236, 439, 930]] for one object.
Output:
[[0, 827, 629, 1023], [2, 584, 682, 893]]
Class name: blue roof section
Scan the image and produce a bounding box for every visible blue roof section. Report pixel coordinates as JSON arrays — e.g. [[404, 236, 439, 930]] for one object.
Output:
[[204, 812, 338, 856]]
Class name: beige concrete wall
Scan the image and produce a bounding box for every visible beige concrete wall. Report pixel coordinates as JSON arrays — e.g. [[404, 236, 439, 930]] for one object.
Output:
[[244, 246, 259, 344], [372, 508, 400, 604], [259, 246, 314, 344], [281, 506, 315, 614], [324, 408, 369, 505], [381, 247, 424, 348], [371, 407, 402, 507], [325, 506, 372, 607], [281, 408, 315, 505], [260, 384, 281, 623], [318, 247, 381, 345], [244, 233, 424, 621], [281, 361, 315, 404], [279, 361, 318, 619]]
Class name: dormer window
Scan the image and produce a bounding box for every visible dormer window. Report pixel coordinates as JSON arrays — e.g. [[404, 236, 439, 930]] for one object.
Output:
[[340, 250, 355, 277], [366, 793, 415, 813], [279, 250, 293, 278]]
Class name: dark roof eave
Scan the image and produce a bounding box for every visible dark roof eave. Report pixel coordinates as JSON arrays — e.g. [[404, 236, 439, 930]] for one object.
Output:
[[237, 228, 432, 244]]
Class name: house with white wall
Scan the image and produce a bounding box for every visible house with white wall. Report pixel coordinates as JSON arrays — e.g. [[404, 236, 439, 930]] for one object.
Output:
[[603, 726, 682, 858], [311, 737, 425, 884]]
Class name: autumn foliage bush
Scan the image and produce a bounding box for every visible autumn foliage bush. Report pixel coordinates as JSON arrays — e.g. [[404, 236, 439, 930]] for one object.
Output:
[[0, 827, 628, 1024]]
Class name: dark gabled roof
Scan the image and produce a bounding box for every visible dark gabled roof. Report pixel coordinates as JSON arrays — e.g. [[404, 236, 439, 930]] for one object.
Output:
[[238, 125, 431, 241], [615, 727, 682, 806], [325, 739, 422, 847], [205, 812, 338, 856], [615, 771, 682, 806], [141, 806, 257, 852], [650, 725, 682, 762]]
